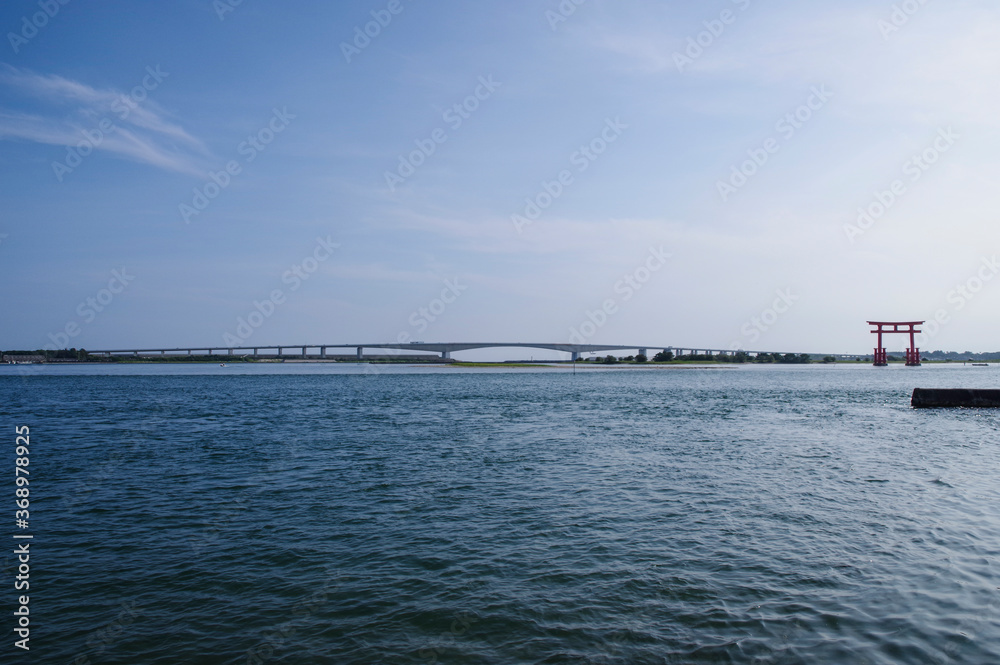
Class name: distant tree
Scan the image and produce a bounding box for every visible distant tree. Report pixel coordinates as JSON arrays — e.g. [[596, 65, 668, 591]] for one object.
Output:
[[653, 350, 674, 362], [733, 351, 749, 363], [624, 355, 635, 362], [823, 356, 837, 363], [635, 353, 647, 363], [679, 353, 715, 362], [774, 353, 810, 364], [602, 355, 617, 364]]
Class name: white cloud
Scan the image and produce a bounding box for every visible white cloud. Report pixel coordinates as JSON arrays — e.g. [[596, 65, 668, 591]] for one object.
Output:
[[0, 65, 208, 175]]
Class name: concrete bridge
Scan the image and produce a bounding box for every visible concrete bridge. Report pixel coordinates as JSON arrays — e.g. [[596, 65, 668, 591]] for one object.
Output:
[[85, 342, 805, 361]]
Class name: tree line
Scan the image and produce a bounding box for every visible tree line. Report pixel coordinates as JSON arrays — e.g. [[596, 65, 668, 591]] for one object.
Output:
[[585, 351, 814, 364]]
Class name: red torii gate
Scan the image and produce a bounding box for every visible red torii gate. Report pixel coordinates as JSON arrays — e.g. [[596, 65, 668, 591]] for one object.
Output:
[[868, 321, 924, 367]]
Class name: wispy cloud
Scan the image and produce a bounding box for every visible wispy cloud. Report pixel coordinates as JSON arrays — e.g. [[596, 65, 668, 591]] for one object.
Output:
[[586, 3, 1000, 127], [0, 65, 208, 175]]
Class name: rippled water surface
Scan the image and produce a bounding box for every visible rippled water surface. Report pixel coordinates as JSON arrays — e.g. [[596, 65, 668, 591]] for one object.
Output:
[[3, 363, 999, 664]]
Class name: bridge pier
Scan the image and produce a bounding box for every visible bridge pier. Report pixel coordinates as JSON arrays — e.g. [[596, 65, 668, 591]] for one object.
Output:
[[277, 347, 283, 357], [571, 351, 580, 361], [639, 348, 648, 358], [302, 346, 307, 357], [357, 347, 363, 360], [253, 348, 258, 357], [441, 351, 451, 360], [320, 346, 326, 359]]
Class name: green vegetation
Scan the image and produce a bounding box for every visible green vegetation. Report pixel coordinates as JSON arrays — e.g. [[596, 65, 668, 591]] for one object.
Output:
[[449, 362, 551, 368], [923, 350, 1000, 362], [1, 348, 96, 361], [630, 351, 815, 365], [117, 355, 256, 363]]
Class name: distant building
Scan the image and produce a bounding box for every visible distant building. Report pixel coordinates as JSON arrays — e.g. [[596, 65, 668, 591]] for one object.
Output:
[[2, 355, 45, 364]]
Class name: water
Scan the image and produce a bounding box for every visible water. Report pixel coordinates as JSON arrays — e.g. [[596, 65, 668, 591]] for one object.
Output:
[[2, 363, 999, 664]]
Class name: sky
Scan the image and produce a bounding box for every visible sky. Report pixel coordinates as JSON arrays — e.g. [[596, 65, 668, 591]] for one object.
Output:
[[1, 0, 999, 359]]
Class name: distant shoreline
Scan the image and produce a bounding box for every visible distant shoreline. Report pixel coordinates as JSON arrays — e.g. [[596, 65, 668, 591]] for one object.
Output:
[[4, 359, 992, 368]]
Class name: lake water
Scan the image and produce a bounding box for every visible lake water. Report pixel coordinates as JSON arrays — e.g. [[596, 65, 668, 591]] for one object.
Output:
[[2, 363, 999, 664]]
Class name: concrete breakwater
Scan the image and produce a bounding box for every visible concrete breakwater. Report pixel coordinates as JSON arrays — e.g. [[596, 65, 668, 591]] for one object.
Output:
[[912, 388, 1000, 408]]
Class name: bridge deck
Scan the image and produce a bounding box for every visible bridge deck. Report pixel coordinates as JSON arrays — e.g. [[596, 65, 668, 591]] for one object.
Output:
[[85, 343, 839, 359]]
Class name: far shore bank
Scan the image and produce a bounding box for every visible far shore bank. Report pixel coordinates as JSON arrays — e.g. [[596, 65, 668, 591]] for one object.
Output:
[[5, 358, 993, 368]]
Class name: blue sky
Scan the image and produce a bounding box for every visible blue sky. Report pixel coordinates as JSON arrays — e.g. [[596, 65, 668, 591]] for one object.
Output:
[[1, 0, 999, 357]]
